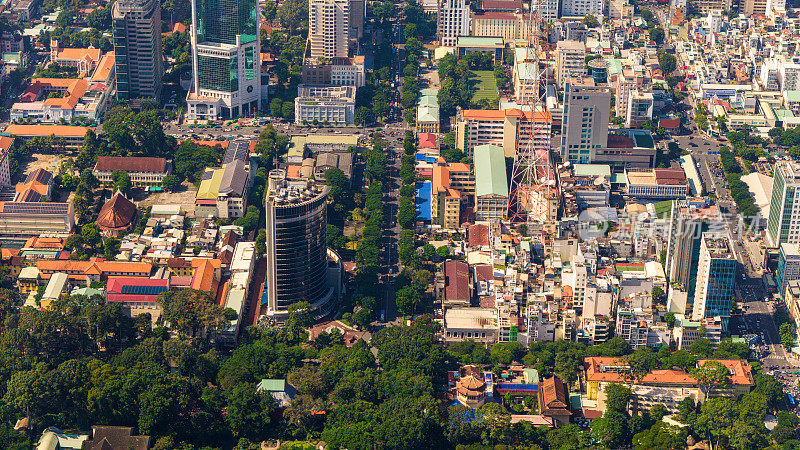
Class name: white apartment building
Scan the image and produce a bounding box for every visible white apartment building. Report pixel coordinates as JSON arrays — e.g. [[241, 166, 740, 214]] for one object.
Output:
[[780, 61, 800, 91], [309, 0, 350, 59], [616, 305, 650, 349], [563, 254, 589, 309], [761, 60, 780, 91], [294, 84, 356, 125], [438, 0, 470, 47], [532, 0, 559, 21], [556, 40, 586, 88], [560, 83, 612, 164], [560, 0, 604, 19], [626, 91, 654, 127], [767, 161, 800, 247]]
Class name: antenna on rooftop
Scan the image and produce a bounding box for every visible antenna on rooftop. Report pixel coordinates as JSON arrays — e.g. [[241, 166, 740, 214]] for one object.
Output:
[[506, 2, 555, 226]]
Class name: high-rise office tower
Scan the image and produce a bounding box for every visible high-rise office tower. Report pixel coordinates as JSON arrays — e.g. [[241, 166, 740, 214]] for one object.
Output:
[[264, 169, 340, 320], [438, 0, 470, 47], [187, 0, 261, 119], [691, 233, 737, 330], [309, 0, 350, 59], [664, 200, 725, 316], [349, 0, 365, 41], [560, 81, 611, 164], [768, 161, 800, 247], [112, 0, 164, 102]]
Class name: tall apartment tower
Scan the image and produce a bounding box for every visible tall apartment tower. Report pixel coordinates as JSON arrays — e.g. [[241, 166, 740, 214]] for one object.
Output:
[[187, 0, 261, 120], [264, 170, 340, 321], [309, 0, 350, 59], [556, 40, 586, 88], [560, 81, 611, 164], [112, 0, 163, 102], [739, 0, 767, 16], [691, 233, 737, 330], [349, 0, 365, 41], [768, 161, 800, 247], [438, 0, 470, 47]]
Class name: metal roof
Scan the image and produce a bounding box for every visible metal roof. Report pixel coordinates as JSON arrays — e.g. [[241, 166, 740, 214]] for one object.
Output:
[[474, 144, 507, 197]]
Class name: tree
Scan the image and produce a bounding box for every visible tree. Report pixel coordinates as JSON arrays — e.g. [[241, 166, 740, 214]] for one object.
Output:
[[622, 348, 659, 381], [649, 27, 665, 45], [282, 101, 294, 120], [694, 360, 730, 397], [225, 384, 275, 439], [103, 237, 120, 260], [161, 174, 180, 191], [658, 50, 677, 76], [664, 312, 676, 328], [110, 170, 132, 195], [652, 286, 665, 304], [269, 98, 283, 117], [395, 285, 420, 316], [398, 197, 416, 229], [490, 341, 525, 365], [604, 383, 632, 414], [157, 289, 228, 337], [582, 14, 599, 28], [277, 0, 307, 31], [436, 245, 449, 260]]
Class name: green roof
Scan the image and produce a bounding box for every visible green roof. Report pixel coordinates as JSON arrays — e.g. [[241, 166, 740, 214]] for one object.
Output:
[[786, 90, 800, 102], [610, 173, 627, 184], [420, 88, 439, 97], [456, 36, 504, 47], [2, 52, 20, 64], [256, 379, 286, 392], [776, 108, 795, 120], [573, 164, 611, 178], [653, 200, 673, 218], [417, 105, 439, 123], [474, 144, 507, 197], [419, 95, 438, 107], [516, 62, 537, 81]]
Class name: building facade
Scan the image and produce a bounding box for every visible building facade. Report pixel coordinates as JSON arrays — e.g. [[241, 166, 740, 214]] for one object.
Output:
[[767, 161, 800, 247], [187, 0, 261, 119], [264, 170, 339, 320], [112, 0, 163, 102], [294, 84, 356, 125], [438, 0, 470, 47], [556, 40, 586, 88], [309, 0, 349, 59], [560, 82, 612, 164], [691, 233, 737, 330]]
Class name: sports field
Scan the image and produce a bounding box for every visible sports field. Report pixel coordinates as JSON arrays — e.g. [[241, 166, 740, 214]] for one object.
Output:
[[472, 71, 498, 102]]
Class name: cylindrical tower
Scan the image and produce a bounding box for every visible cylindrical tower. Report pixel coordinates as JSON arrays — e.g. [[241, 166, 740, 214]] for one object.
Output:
[[264, 177, 333, 319]]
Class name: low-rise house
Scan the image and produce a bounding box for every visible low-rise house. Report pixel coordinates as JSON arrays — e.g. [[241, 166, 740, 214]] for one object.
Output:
[[539, 376, 572, 425], [93, 156, 170, 187], [82, 426, 150, 450], [4, 124, 94, 148], [584, 356, 754, 415], [96, 191, 137, 236], [105, 277, 168, 320], [36, 259, 152, 287]]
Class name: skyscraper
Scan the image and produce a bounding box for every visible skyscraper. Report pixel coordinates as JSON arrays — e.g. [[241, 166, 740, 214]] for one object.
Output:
[[691, 233, 737, 330], [560, 81, 611, 164], [264, 170, 340, 320], [112, 0, 163, 102], [438, 0, 470, 47], [309, 0, 350, 59], [768, 161, 800, 247], [187, 0, 261, 120]]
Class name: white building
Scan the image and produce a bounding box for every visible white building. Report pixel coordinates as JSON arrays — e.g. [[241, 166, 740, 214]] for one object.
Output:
[[560, 82, 612, 164], [626, 91, 654, 127], [294, 84, 356, 125], [309, 0, 350, 59], [767, 161, 800, 247], [625, 169, 688, 200], [556, 40, 586, 88], [532, 0, 559, 21], [778, 243, 800, 299], [438, 0, 470, 47], [560, 0, 604, 19]]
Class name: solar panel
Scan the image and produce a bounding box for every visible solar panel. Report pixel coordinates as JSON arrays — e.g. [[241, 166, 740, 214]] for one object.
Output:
[[223, 140, 249, 165], [2, 202, 69, 214], [25, 169, 52, 185], [20, 190, 42, 202], [120, 285, 168, 295]]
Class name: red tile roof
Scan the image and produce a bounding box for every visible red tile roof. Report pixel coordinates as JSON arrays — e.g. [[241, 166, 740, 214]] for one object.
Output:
[[94, 156, 167, 173], [444, 260, 470, 302]]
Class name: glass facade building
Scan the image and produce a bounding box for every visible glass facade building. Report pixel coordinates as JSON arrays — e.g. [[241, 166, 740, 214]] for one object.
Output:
[[692, 234, 737, 331], [264, 174, 335, 319], [194, 0, 257, 45], [112, 0, 163, 101]]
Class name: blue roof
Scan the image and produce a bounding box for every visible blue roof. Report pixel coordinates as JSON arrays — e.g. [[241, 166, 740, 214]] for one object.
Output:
[[416, 181, 432, 221]]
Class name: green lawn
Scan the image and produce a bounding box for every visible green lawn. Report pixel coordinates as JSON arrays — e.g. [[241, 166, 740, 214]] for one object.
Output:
[[472, 71, 498, 102]]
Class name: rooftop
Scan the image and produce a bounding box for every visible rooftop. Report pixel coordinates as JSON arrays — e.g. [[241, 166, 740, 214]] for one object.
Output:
[[474, 144, 508, 198]]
